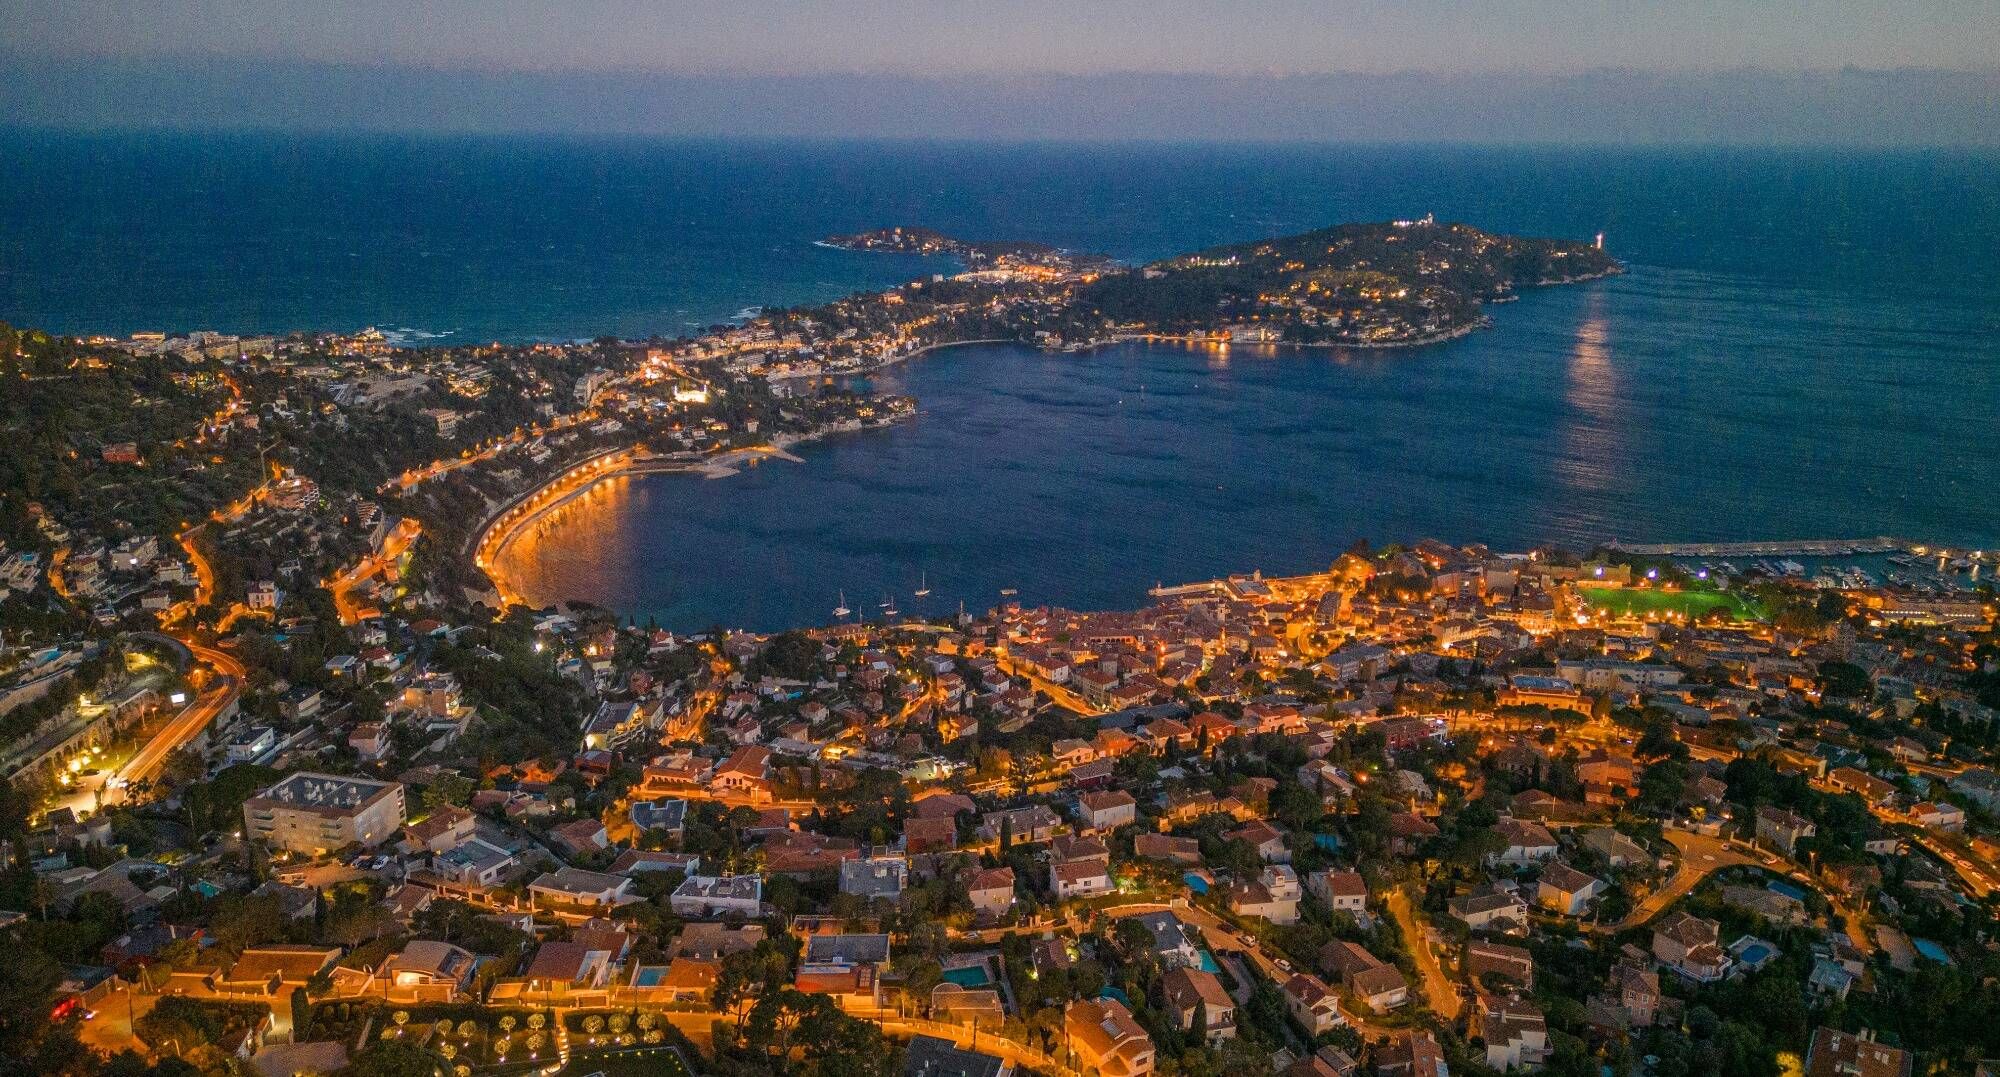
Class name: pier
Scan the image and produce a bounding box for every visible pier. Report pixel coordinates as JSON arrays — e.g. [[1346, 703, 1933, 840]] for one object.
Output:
[[1604, 537, 1914, 557]]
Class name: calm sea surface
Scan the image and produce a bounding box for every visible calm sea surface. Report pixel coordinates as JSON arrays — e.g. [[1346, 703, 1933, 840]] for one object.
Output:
[[3, 133, 1996, 630]]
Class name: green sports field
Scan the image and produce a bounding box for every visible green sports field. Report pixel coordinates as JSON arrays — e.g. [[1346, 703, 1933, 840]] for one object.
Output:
[[1577, 585, 1766, 621]]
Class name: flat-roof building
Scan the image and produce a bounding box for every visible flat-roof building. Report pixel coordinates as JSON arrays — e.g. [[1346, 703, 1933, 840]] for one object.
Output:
[[242, 772, 406, 855]]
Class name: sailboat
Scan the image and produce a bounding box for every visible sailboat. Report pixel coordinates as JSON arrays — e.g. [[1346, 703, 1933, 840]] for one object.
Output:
[[913, 572, 931, 599], [833, 592, 851, 619]]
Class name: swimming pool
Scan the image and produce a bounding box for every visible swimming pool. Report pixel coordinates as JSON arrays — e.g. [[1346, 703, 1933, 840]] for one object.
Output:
[[1913, 939, 1952, 964], [942, 964, 992, 988]]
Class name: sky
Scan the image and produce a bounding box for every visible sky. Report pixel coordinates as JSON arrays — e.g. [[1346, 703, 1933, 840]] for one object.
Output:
[[3, 0, 1998, 142]]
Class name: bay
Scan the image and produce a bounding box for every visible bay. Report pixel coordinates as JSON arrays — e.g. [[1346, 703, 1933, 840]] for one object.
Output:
[[3, 132, 1995, 630]]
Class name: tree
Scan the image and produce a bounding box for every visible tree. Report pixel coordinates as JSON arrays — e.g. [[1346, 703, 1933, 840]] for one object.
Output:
[[1242, 980, 1289, 1044], [1206, 836, 1263, 880], [326, 895, 394, 948], [1187, 999, 1209, 1050], [1114, 918, 1159, 964], [135, 997, 221, 1058], [339, 1038, 441, 1077], [1816, 661, 1871, 700], [733, 988, 899, 1077], [290, 987, 312, 1041], [1636, 757, 1692, 816], [713, 959, 759, 1035], [0, 945, 83, 1077], [1271, 781, 1322, 831], [1637, 719, 1682, 760], [208, 893, 283, 953], [1443, 827, 1506, 873], [899, 958, 944, 1013], [421, 773, 474, 811], [160, 747, 205, 787]]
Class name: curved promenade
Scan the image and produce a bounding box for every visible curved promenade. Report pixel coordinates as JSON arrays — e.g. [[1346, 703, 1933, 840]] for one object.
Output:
[[473, 447, 640, 608], [473, 442, 818, 609]]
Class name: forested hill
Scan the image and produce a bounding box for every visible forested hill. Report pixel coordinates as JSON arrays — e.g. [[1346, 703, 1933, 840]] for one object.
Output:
[[1076, 219, 1618, 342], [0, 323, 258, 551], [1186, 219, 1618, 290]]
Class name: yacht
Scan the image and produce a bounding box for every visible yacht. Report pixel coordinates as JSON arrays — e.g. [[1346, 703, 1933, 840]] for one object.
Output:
[[833, 592, 851, 619], [913, 572, 931, 599]]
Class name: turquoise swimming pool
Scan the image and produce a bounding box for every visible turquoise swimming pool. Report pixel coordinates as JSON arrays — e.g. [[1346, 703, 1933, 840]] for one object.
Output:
[[942, 964, 992, 988]]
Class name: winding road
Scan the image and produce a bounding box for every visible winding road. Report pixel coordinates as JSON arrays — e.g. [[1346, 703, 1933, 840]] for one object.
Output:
[[1610, 829, 1767, 931], [331, 517, 423, 624], [111, 641, 245, 798]]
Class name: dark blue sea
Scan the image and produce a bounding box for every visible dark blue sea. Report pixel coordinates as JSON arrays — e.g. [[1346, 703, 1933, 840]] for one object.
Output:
[[3, 132, 1996, 630]]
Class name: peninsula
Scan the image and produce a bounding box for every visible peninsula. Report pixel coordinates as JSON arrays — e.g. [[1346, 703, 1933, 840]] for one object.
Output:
[[820, 225, 1114, 270], [819, 215, 1620, 350]]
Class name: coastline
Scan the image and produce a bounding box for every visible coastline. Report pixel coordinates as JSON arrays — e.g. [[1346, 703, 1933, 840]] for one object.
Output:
[[473, 421, 895, 610], [470, 268, 1625, 610], [858, 336, 1013, 373], [915, 265, 1621, 359], [1088, 320, 1488, 353]]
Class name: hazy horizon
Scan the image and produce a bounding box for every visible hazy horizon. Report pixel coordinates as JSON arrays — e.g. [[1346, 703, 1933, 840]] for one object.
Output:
[[4, 56, 1998, 146], [4, 1, 2000, 145], [14, 1, 2000, 76]]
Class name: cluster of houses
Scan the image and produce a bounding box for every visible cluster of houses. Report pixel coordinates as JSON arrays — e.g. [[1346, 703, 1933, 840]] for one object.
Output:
[[17, 513, 1998, 1077]]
